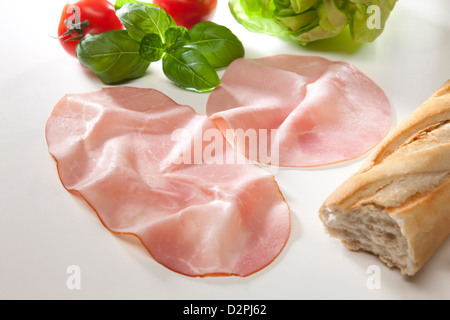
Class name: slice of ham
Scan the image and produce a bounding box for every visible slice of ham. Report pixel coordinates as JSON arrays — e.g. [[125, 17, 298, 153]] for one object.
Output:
[[45, 86, 290, 277], [206, 54, 392, 167]]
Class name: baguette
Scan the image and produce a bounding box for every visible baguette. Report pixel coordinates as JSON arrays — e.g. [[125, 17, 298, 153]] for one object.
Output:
[[319, 80, 450, 276]]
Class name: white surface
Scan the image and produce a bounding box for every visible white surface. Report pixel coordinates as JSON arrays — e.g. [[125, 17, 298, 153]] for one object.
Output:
[[1, 0, 449, 300]]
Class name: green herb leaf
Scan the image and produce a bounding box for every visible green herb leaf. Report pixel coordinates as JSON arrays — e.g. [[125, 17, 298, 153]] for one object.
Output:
[[116, 3, 176, 43], [115, 0, 152, 10], [186, 21, 245, 69], [165, 26, 191, 50], [76, 30, 150, 84], [140, 33, 165, 62], [162, 47, 221, 93]]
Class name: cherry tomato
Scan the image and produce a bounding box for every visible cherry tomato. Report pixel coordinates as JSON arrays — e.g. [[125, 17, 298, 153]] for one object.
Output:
[[152, 0, 218, 29], [57, 0, 124, 57]]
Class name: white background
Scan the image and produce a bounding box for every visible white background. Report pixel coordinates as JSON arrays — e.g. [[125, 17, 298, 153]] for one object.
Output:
[[0, 0, 449, 299]]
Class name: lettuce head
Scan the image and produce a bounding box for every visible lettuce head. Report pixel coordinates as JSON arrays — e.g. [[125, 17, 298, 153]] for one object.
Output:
[[229, 0, 397, 43]]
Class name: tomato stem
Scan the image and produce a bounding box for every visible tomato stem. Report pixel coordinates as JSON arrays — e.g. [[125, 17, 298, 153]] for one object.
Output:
[[59, 6, 90, 42]]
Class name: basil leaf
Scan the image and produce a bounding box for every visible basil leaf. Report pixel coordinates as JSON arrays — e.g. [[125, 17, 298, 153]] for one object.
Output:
[[187, 21, 245, 69], [140, 33, 165, 62], [162, 47, 221, 93], [76, 30, 150, 84], [115, 0, 152, 10], [116, 3, 176, 43], [165, 26, 191, 50]]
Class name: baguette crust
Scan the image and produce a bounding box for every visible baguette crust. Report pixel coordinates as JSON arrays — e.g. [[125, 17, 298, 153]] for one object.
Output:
[[319, 80, 450, 275]]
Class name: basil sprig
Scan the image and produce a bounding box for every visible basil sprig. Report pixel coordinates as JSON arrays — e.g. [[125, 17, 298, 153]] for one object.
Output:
[[76, 2, 245, 92]]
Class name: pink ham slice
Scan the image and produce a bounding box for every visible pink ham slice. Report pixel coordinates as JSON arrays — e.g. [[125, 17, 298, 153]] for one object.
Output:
[[45, 86, 290, 277], [206, 54, 392, 167]]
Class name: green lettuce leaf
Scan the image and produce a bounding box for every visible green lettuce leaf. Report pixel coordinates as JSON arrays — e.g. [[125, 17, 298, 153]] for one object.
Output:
[[229, 0, 397, 43], [347, 0, 398, 42]]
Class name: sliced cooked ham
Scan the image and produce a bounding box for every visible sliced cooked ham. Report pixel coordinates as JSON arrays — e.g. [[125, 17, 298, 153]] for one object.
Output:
[[45, 86, 290, 277], [206, 54, 392, 167]]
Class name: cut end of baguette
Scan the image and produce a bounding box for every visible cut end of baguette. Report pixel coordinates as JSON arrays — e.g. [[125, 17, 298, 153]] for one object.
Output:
[[318, 80, 450, 277], [320, 205, 417, 276]]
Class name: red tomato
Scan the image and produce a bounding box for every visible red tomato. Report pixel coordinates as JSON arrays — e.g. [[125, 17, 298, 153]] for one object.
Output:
[[57, 0, 124, 57], [152, 0, 217, 29]]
